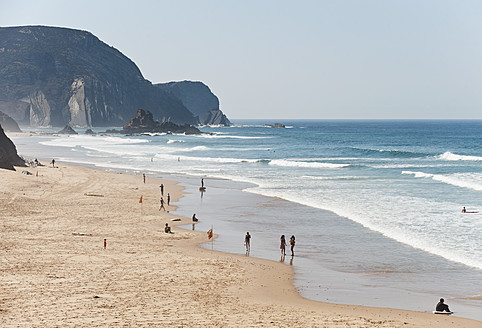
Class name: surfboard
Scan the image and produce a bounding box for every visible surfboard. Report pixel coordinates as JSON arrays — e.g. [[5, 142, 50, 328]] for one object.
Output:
[[465, 211, 478, 213], [433, 311, 453, 315]]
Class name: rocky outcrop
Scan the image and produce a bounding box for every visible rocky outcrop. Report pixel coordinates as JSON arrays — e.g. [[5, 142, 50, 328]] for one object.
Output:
[[57, 125, 78, 134], [156, 81, 231, 126], [0, 124, 25, 170], [0, 111, 21, 132], [122, 109, 201, 134], [0, 26, 198, 128]]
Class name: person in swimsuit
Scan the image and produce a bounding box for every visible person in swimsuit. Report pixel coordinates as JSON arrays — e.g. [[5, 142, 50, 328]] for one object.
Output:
[[280, 235, 286, 255]]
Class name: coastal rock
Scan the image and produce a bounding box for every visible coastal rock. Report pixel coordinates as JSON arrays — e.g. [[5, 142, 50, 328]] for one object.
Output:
[[0, 124, 25, 170], [122, 109, 201, 135], [0, 26, 198, 127], [57, 125, 78, 134], [156, 81, 231, 126], [0, 111, 22, 132], [85, 129, 95, 134]]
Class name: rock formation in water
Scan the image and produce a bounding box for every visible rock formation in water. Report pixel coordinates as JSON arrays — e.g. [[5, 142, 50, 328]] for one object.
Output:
[[0, 124, 25, 170], [122, 109, 201, 134], [57, 125, 78, 134], [0, 111, 22, 132], [156, 81, 231, 126], [0, 26, 203, 128]]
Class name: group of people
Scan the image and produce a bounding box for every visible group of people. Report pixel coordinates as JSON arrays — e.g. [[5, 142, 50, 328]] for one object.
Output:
[[280, 235, 296, 256], [243, 232, 296, 257]]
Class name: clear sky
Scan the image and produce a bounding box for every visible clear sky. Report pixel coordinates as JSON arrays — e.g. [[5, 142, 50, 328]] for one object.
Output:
[[1, 0, 482, 119]]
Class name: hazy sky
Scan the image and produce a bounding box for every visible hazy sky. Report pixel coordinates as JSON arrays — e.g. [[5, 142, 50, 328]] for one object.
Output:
[[1, 0, 482, 119]]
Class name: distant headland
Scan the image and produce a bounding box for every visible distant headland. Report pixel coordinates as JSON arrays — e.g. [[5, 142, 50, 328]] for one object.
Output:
[[0, 26, 230, 129]]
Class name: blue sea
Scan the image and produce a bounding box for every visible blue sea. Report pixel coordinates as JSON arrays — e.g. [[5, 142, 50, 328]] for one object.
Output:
[[11, 120, 482, 320]]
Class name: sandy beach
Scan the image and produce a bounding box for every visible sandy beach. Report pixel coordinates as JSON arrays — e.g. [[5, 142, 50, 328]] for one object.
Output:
[[1, 163, 480, 327]]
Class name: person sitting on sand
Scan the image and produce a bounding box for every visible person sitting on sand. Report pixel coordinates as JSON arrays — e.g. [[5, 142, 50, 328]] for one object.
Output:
[[192, 214, 198, 222], [436, 298, 451, 312], [462, 207, 466, 213], [164, 223, 172, 233]]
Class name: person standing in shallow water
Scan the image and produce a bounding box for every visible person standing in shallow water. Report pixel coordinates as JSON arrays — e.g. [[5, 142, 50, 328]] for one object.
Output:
[[280, 235, 286, 256], [244, 232, 251, 253], [290, 235, 296, 256]]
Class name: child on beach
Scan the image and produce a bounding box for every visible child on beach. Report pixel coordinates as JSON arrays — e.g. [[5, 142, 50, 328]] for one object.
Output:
[[164, 223, 171, 233]]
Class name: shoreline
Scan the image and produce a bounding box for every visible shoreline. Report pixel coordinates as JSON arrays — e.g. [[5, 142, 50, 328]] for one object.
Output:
[[1, 161, 480, 327]]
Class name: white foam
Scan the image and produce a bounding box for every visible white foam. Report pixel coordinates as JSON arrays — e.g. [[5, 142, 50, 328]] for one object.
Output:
[[402, 171, 482, 191], [167, 139, 185, 144], [269, 159, 350, 169], [439, 151, 482, 161]]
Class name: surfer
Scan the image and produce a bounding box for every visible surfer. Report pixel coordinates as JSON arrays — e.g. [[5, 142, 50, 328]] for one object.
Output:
[[201, 178, 204, 188], [462, 207, 466, 213], [192, 213, 198, 222], [435, 298, 451, 313]]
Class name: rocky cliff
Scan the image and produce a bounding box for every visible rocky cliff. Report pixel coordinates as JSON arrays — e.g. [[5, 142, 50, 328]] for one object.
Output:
[[0, 124, 25, 170], [0, 111, 21, 132], [156, 81, 231, 126], [0, 26, 200, 127]]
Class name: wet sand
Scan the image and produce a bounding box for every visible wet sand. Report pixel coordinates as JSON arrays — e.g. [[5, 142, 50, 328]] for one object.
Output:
[[0, 163, 479, 327]]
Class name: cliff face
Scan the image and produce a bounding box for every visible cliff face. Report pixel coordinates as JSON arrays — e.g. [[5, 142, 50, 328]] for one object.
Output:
[[0, 26, 198, 127], [156, 81, 231, 126], [0, 124, 25, 170], [0, 111, 21, 132]]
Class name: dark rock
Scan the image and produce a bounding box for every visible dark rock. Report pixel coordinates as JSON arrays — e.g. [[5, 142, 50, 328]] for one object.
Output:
[[0, 111, 22, 132], [156, 81, 231, 126], [0, 26, 197, 128], [85, 129, 95, 134], [122, 109, 201, 135], [0, 124, 25, 170], [57, 125, 78, 134]]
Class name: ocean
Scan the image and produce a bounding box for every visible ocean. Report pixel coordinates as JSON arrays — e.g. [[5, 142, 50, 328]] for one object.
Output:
[[11, 119, 482, 320]]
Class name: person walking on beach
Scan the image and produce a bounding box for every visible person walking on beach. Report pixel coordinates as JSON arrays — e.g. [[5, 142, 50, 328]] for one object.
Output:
[[104, 238, 107, 249], [290, 235, 296, 256], [244, 232, 251, 253], [167, 193, 170, 206], [159, 197, 166, 211], [160, 184, 164, 196], [51, 159, 55, 168], [280, 235, 287, 256], [143, 173, 146, 183]]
